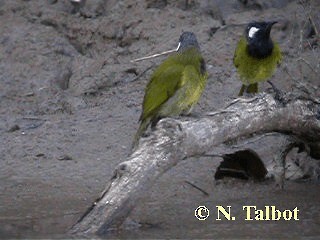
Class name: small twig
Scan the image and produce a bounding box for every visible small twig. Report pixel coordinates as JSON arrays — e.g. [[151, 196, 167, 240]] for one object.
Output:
[[306, 39, 320, 71], [130, 65, 154, 83], [225, 96, 261, 109], [283, 63, 313, 96], [231, 132, 280, 149], [184, 180, 209, 196], [267, 80, 278, 91], [301, 0, 319, 37], [205, 110, 236, 116], [130, 45, 179, 63], [297, 1, 309, 54], [297, 57, 318, 74], [299, 27, 304, 53], [283, 22, 296, 46], [22, 117, 47, 121], [215, 23, 248, 32], [205, 98, 265, 117], [284, 63, 298, 82], [203, 154, 222, 158], [309, 17, 319, 38], [285, 60, 318, 96]]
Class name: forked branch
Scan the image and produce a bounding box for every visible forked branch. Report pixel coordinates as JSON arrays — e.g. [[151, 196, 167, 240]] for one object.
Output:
[[69, 93, 320, 236]]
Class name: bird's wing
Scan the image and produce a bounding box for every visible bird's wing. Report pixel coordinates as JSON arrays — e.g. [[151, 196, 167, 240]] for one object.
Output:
[[140, 63, 184, 121], [273, 43, 282, 65], [179, 64, 206, 107], [233, 37, 246, 68]]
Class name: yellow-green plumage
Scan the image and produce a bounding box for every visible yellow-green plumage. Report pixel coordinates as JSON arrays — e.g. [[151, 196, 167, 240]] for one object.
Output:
[[132, 33, 207, 150], [234, 21, 282, 96], [142, 48, 207, 120], [234, 37, 282, 85]]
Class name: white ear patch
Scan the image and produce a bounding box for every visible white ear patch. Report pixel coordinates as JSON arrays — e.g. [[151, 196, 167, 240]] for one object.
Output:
[[176, 42, 181, 51], [248, 27, 259, 38]]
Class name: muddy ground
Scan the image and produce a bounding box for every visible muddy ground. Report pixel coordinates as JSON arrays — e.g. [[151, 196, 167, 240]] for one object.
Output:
[[0, 0, 319, 238]]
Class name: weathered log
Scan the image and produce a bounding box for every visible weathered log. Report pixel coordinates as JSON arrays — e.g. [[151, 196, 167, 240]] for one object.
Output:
[[69, 93, 320, 236]]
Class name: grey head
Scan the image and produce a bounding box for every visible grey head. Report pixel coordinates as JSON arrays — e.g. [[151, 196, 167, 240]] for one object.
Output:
[[177, 32, 200, 52]]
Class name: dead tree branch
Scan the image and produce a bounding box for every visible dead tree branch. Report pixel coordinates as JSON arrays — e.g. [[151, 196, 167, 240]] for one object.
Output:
[[69, 93, 320, 236]]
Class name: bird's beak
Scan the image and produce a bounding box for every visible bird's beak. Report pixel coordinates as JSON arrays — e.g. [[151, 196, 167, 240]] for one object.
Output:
[[267, 21, 277, 29], [269, 21, 277, 26], [265, 21, 277, 35]]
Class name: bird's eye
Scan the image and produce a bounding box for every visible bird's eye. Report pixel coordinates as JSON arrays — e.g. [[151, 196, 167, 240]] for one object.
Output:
[[248, 27, 259, 38]]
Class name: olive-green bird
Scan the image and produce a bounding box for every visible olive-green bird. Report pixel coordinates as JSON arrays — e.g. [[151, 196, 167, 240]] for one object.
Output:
[[132, 32, 208, 150], [234, 21, 282, 96]]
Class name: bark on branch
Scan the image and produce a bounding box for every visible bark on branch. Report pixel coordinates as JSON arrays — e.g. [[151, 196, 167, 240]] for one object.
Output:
[[69, 93, 320, 236]]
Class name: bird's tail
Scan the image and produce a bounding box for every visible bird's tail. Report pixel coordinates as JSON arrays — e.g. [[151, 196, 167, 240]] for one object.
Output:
[[238, 83, 258, 96], [131, 119, 150, 152]]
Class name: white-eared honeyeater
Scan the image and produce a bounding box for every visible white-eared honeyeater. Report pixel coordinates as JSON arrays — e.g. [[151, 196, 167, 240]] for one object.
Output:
[[234, 21, 282, 96]]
